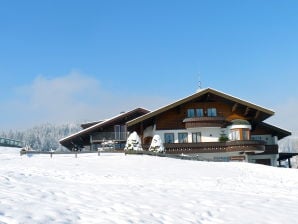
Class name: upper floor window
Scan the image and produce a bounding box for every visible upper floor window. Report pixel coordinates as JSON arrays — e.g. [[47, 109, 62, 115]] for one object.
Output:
[[114, 125, 126, 140], [230, 129, 250, 141], [242, 129, 250, 140], [178, 133, 188, 143], [230, 129, 240, 140], [187, 109, 195, 118], [207, 108, 217, 117], [196, 109, 204, 117]]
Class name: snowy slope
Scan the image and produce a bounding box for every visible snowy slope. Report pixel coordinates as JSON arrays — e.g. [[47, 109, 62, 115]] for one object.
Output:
[[1, 147, 298, 224]]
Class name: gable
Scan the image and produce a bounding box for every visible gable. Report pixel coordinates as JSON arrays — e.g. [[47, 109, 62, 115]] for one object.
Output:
[[127, 88, 274, 128]]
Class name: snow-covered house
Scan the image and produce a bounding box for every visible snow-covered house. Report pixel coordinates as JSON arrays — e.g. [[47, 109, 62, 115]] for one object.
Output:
[[59, 108, 149, 151], [127, 88, 291, 166]]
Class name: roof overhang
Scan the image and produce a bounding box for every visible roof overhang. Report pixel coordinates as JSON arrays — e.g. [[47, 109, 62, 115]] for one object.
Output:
[[259, 122, 291, 140]]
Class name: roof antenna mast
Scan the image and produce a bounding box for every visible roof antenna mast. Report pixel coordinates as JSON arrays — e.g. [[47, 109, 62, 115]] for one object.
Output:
[[197, 74, 202, 92]]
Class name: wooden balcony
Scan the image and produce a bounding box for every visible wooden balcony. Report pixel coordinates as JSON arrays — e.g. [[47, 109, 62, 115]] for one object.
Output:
[[183, 113, 226, 128], [143, 140, 266, 154], [91, 132, 128, 143]]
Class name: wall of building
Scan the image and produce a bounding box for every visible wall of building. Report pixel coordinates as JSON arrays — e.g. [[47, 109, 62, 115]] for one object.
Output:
[[247, 154, 278, 167], [186, 151, 248, 162], [251, 135, 277, 145], [153, 127, 222, 143]]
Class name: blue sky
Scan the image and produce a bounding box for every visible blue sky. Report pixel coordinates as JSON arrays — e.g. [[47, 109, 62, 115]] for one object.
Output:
[[0, 0, 297, 135]]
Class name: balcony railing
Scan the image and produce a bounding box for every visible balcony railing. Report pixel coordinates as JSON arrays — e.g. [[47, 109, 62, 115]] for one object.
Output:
[[91, 132, 128, 143], [143, 140, 266, 154], [183, 112, 226, 128]]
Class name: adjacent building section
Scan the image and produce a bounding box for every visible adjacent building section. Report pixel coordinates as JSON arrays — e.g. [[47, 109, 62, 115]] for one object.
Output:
[[59, 108, 149, 151]]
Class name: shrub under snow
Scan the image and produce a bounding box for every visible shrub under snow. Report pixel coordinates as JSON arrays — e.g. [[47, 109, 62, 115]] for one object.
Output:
[[149, 135, 165, 153], [124, 131, 143, 151]]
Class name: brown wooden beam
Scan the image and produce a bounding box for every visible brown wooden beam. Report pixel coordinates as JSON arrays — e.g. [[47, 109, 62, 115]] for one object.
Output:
[[232, 103, 238, 112], [254, 110, 260, 119], [244, 107, 250, 116]]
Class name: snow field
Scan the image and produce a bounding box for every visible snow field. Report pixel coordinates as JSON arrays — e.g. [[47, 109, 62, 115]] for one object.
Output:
[[0, 147, 298, 224]]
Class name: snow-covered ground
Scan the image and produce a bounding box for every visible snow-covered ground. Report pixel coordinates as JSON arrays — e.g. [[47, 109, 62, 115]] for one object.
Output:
[[1, 147, 298, 224]]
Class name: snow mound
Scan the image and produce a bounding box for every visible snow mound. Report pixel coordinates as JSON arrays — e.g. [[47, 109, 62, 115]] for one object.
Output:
[[124, 131, 142, 151], [149, 135, 164, 152]]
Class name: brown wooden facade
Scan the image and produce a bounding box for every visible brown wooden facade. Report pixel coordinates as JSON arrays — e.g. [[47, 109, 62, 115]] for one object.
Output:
[[127, 88, 291, 160]]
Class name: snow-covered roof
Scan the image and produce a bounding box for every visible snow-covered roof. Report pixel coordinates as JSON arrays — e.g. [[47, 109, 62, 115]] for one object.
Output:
[[59, 108, 150, 145]]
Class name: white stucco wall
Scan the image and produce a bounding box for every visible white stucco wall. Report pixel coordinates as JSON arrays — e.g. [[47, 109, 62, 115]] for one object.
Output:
[[228, 124, 252, 130], [247, 154, 278, 167], [154, 127, 222, 143], [198, 127, 222, 142], [143, 125, 154, 138]]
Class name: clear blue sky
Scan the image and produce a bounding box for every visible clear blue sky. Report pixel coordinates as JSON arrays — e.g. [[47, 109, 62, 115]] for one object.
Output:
[[0, 0, 297, 134]]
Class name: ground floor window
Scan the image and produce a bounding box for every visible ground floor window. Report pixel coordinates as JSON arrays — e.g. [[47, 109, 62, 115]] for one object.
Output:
[[178, 133, 188, 143], [192, 132, 201, 143], [164, 133, 174, 143]]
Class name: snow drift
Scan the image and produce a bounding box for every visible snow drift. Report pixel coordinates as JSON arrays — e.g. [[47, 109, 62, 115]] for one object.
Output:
[[0, 146, 298, 224]]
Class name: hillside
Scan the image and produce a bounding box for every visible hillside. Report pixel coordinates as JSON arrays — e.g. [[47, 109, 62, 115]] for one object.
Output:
[[1, 146, 298, 224]]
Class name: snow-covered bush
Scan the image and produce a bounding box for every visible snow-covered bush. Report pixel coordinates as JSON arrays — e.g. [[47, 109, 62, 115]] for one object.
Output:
[[124, 132, 143, 151], [149, 135, 165, 153]]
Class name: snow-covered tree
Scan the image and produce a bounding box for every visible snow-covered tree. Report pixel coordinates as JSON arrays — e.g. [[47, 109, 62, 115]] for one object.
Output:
[[124, 131, 143, 151], [149, 135, 165, 153], [0, 123, 81, 151]]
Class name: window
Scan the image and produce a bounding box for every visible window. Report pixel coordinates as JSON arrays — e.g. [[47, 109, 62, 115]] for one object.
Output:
[[230, 129, 240, 140], [192, 132, 201, 143], [178, 133, 188, 143], [187, 109, 195, 118], [242, 129, 250, 140], [164, 133, 175, 143], [196, 109, 204, 117], [207, 108, 217, 117], [114, 125, 120, 140], [114, 125, 126, 140]]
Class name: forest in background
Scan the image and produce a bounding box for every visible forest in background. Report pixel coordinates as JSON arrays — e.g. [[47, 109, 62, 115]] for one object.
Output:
[[0, 123, 81, 151]]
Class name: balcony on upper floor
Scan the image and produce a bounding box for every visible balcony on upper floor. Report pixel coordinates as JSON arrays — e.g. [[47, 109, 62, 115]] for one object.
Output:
[[183, 112, 226, 128]]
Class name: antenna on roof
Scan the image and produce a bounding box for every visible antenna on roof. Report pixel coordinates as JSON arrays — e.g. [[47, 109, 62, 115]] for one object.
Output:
[[197, 74, 202, 92]]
